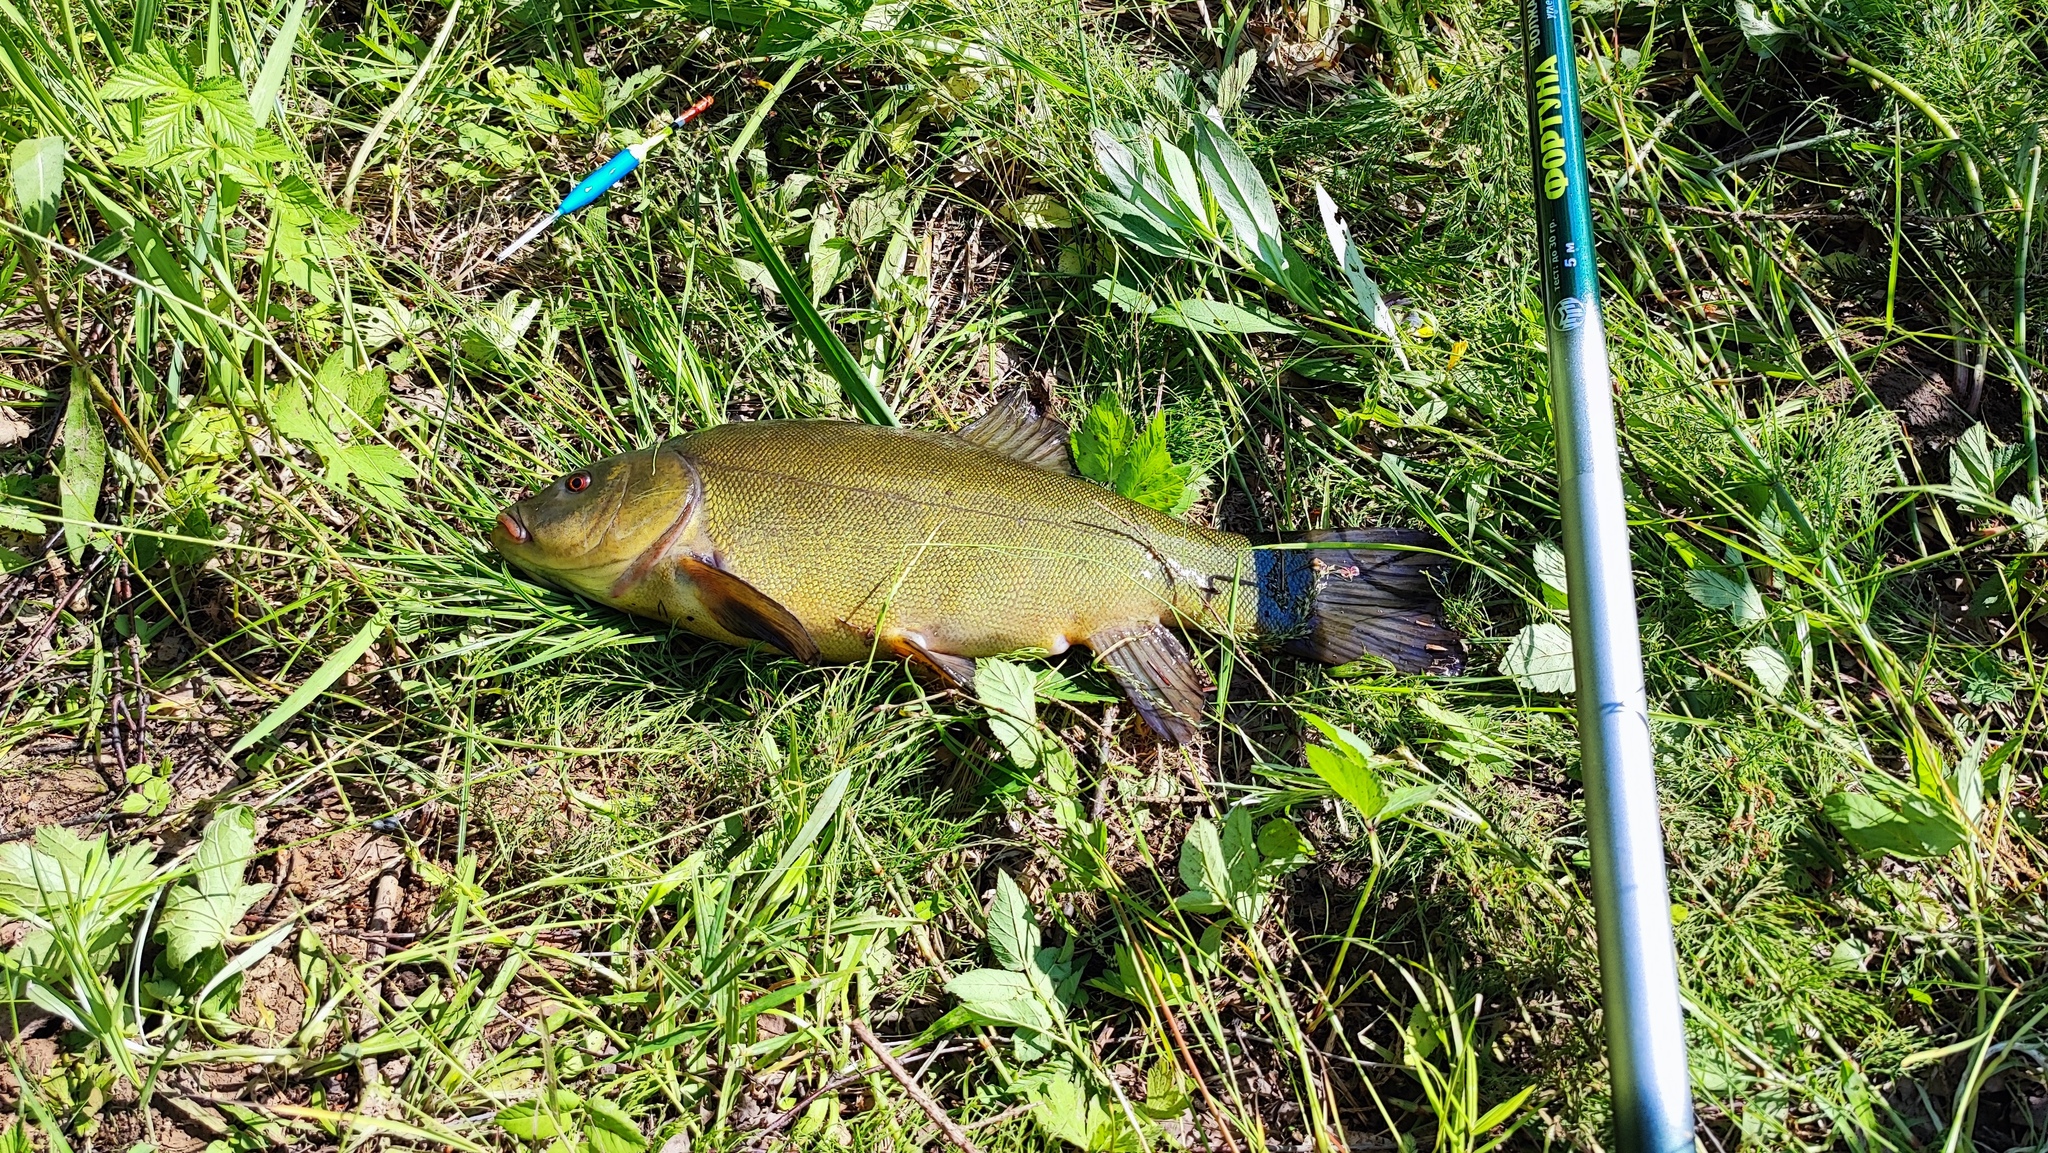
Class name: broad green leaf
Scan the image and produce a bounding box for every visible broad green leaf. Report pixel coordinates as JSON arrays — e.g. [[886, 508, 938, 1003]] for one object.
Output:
[[1190, 108, 1281, 252], [1950, 424, 2020, 516], [1741, 643, 1792, 698], [1501, 622, 1574, 693], [945, 968, 1057, 1032], [1685, 567, 1765, 626], [976, 656, 1041, 767], [1255, 818, 1313, 868], [987, 870, 1040, 973], [496, 1090, 583, 1141], [1822, 790, 1968, 860], [1531, 541, 1569, 609], [167, 405, 244, 464], [10, 136, 66, 237], [1214, 48, 1256, 115], [1175, 818, 1226, 913], [581, 1097, 647, 1153], [1091, 277, 1157, 316], [229, 614, 386, 755], [1003, 194, 1076, 229], [2010, 494, 2048, 550], [1070, 394, 1202, 514], [1152, 297, 1300, 335], [1307, 742, 1384, 818], [0, 475, 45, 534], [161, 805, 273, 965], [59, 371, 105, 564]]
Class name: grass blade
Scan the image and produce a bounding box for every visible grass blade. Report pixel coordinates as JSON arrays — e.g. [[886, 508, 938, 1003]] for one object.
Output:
[[248, 0, 308, 129], [726, 167, 897, 426], [228, 614, 385, 755]]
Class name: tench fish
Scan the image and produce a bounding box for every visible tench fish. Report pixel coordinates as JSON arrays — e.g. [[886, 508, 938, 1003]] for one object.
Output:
[[491, 396, 1462, 743]]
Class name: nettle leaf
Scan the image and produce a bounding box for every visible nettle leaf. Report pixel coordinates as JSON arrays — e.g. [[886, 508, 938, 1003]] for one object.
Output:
[[1501, 622, 1574, 693], [161, 805, 273, 966], [1685, 566, 1765, 626], [987, 870, 1041, 973], [1951, 424, 2022, 517], [1303, 714, 1436, 823], [944, 968, 1058, 1032], [1176, 809, 1266, 922], [976, 656, 1042, 767]]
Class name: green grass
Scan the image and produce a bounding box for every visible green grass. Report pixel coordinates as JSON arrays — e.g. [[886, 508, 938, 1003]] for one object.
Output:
[[2, 0, 2046, 1149]]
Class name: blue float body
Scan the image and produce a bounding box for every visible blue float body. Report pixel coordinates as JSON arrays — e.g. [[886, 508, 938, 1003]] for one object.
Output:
[[558, 148, 642, 215]]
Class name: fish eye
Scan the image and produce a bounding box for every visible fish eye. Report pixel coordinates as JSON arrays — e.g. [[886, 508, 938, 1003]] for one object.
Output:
[[565, 471, 591, 493]]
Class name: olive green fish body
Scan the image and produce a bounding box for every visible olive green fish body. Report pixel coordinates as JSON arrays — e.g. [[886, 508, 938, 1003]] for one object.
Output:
[[493, 401, 1462, 744], [676, 421, 1253, 661]]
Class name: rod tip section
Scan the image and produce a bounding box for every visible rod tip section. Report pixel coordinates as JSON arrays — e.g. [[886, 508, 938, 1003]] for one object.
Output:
[[492, 213, 560, 263]]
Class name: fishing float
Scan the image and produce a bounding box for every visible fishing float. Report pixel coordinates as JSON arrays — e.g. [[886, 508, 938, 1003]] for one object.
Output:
[[493, 94, 716, 263], [1520, 0, 1697, 1146]]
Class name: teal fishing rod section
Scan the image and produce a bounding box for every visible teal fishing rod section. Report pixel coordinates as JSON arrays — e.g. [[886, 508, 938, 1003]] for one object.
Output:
[[1520, 0, 1696, 1148]]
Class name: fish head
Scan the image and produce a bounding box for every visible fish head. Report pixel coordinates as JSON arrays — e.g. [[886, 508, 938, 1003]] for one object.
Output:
[[492, 443, 700, 604]]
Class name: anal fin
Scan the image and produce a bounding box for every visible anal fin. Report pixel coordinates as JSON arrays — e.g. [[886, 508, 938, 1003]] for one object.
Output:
[[955, 391, 1074, 473], [883, 630, 978, 691], [1089, 620, 1211, 745], [678, 556, 819, 662]]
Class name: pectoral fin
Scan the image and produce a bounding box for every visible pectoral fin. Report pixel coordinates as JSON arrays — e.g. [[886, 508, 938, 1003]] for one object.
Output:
[[679, 556, 818, 662], [1090, 621, 1211, 745]]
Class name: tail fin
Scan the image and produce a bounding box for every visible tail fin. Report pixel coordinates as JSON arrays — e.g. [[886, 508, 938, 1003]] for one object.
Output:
[[1250, 528, 1465, 674]]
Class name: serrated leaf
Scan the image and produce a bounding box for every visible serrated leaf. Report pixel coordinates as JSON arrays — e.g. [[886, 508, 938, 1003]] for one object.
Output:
[[987, 870, 1040, 973], [2010, 494, 2048, 550], [976, 657, 1041, 767], [1214, 49, 1256, 115], [1142, 1054, 1190, 1119], [59, 371, 105, 564], [1501, 623, 1574, 693], [1951, 424, 2021, 516], [10, 136, 66, 237], [1071, 394, 1202, 514], [944, 968, 1057, 1031], [161, 805, 272, 966], [1685, 567, 1765, 626]]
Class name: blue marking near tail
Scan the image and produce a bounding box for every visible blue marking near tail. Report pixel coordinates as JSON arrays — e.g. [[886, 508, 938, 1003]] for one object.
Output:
[[1252, 547, 1317, 634]]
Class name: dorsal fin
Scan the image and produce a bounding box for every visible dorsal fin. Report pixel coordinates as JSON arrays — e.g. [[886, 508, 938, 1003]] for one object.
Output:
[[955, 391, 1075, 473]]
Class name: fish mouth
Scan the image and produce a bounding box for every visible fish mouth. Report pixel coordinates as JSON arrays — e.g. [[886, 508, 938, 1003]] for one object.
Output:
[[496, 509, 531, 546]]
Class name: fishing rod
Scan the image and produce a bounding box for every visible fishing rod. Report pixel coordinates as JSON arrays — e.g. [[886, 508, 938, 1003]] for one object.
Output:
[[1520, 0, 1696, 1148], [494, 94, 716, 263]]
